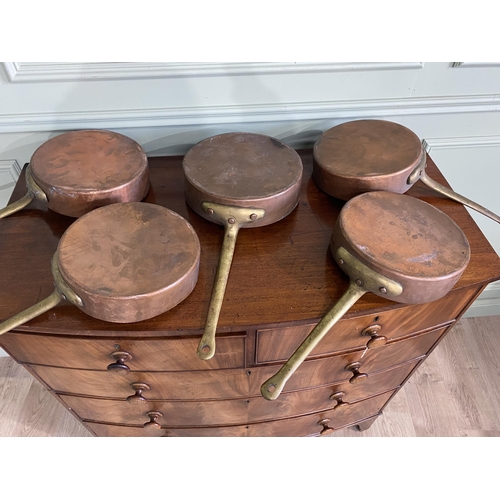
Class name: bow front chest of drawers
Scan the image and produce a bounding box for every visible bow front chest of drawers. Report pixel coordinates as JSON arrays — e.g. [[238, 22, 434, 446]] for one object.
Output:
[[1, 150, 499, 437]]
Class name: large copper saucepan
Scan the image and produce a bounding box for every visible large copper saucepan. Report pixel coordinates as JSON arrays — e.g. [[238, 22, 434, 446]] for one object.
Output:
[[261, 190, 470, 400], [313, 119, 500, 224], [183, 132, 303, 360], [0, 203, 200, 335], [0, 130, 150, 219]]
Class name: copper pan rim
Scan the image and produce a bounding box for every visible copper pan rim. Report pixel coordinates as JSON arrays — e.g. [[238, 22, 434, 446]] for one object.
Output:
[[32, 159, 149, 195]]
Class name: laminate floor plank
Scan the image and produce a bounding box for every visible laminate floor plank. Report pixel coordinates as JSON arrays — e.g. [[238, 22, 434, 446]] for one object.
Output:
[[1, 316, 500, 437], [0, 362, 91, 437]]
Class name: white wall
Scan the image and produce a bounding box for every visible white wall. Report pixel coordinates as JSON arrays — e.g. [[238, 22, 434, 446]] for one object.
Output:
[[1, 61, 500, 355]]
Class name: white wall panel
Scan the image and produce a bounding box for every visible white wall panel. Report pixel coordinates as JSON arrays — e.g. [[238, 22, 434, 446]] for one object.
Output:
[[0, 62, 423, 117], [412, 61, 500, 96]]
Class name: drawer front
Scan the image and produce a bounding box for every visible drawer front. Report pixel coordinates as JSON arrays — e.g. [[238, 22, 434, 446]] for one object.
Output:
[[35, 327, 444, 402], [33, 356, 419, 403], [250, 325, 447, 394], [85, 421, 248, 437], [0, 333, 245, 371], [256, 287, 474, 363], [83, 391, 394, 437], [60, 358, 413, 427], [32, 365, 253, 400]]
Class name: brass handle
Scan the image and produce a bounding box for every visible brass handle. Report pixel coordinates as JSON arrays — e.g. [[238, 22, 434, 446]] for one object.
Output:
[[345, 362, 368, 384], [0, 255, 83, 336], [143, 411, 163, 429], [317, 418, 335, 436], [107, 351, 132, 373], [361, 325, 387, 349], [409, 159, 500, 225], [197, 202, 265, 361], [261, 283, 366, 400], [329, 391, 350, 410], [0, 165, 47, 220], [260, 246, 403, 401], [126, 383, 150, 404]]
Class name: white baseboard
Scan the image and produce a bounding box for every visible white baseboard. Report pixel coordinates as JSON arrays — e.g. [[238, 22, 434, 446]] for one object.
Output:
[[463, 282, 500, 318]]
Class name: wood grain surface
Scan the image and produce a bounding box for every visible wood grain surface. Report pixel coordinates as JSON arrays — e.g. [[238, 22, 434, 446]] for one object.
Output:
[[1, 315, 500, 437], [1, 151, 499, 337]]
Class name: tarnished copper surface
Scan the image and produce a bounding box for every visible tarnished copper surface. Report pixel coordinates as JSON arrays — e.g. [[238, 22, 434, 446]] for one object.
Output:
[[57, 202, 200, 323], [261, 190, 471, 399], [30, 130, 150, 217], [313, 120, 425, 200], [330, 191, 470, 304], [183, 132, 303, 227]]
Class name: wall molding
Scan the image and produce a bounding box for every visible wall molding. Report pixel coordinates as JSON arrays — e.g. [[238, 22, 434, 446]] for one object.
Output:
[[1, 94, 500, 134], [423, 135, 500, 151], [0, 159, 22, 181], [452, 62, 500, 69], [2, 62, 424, 83]]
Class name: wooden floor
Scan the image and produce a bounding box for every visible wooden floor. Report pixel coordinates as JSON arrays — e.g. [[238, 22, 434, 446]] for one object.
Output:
[[1, 315, 500, 437]]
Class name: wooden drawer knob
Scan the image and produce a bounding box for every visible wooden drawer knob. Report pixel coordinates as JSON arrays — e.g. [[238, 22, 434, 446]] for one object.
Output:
[[329, 391, 350, 410], [317, 418, 335, 436], [107, 351, 132, 373], [143, 411, 163, 429], [126, 383, 151, 404], [345, 362, 368, 384], [361, 325, 387, 349]]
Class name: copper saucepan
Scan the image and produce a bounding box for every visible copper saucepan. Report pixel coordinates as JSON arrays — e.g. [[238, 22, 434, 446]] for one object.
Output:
[[182, 132, 303, 360], [261, 190, 470, 400], [0, 203, 200, 335], [313, 119, 500, 224], [0, 130, 150, 219]]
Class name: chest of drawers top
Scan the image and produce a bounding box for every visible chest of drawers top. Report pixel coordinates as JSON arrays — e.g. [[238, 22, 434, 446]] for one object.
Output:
[[1, 150, 499, 338]]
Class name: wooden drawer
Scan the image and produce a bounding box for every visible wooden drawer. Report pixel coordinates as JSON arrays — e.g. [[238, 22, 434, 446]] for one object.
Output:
[[0, 333, 245, 371], [252, 324, 447, 393], [32, 355, 420, 402], [83, 390, 395, 437], [256, 287, 474, 363], [59, 355, 417, 427], [33, 327, 444, 402]]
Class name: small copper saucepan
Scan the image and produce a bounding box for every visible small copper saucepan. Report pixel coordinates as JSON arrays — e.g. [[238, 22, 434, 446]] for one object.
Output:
[[313, 119, 500, 224], [261, 190, 470, 400], [183, 132, 303, 360], [0, 130, 150, 219], [0, 203, 200, 334]]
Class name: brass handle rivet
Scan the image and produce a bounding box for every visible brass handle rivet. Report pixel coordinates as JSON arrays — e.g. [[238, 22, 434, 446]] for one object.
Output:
[[249, 213, 258, 221], [379, 287, 387, 294], [228, 217, 236, 224], [355, 279, 364, 287], [267, 384, 276, 393], [201, 345, 210, 353], [339, 259, 345, 265], [206, 208, 214, 215]]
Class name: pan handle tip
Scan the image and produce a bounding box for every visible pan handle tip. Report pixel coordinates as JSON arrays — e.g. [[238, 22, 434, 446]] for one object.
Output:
[[196, 334, 216, 361], [260, 374, 287, 401]]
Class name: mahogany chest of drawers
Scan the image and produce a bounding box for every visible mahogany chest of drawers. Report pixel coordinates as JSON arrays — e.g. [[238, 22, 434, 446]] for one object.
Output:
[[1, 150, 499, 437]]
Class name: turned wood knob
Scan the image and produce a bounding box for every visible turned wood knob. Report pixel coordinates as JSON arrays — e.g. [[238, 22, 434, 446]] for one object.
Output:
[[143, 411, 163, 429], [317, 418, 335, 436], [126, 383, 150, 404], [361, 325, 387, 349], [345, 362, 368, 384], [329, 391, 350, 410], [107, 351, 132, 373]]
